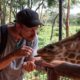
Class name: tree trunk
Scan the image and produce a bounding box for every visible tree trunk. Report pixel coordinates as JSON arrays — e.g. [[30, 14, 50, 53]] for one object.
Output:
[[27, 0, 33, 9], [35, 0, 44, 11], [50, 14, 59, 41], [1, 0, 6, 25], [0, 0, 2, 25], [9, 0, 13, 23], [66, 0, 70, 37], [74, 0, 76, 4]]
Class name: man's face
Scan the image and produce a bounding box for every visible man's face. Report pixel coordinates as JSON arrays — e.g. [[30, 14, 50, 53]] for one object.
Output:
[[20, 25, 39, 41]]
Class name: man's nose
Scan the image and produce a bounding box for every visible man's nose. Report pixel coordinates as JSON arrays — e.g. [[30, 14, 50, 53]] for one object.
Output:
[[32, 29, 37, 35]]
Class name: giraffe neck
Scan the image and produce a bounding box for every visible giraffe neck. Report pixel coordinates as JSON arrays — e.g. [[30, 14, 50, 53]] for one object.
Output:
[[53, 40, 80, 64]]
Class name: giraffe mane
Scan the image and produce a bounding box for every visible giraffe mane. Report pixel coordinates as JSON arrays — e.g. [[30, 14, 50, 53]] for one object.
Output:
[[53, 31, 80, 46]]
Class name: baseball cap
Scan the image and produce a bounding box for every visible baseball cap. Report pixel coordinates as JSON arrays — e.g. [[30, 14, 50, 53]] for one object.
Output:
[[15, 9, 42, 28]]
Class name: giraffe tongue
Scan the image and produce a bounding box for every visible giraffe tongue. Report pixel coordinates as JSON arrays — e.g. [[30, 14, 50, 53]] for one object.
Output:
[[34, 55, 40, 57]]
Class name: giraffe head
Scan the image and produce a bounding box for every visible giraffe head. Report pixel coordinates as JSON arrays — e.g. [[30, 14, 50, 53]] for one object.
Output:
[[37, 42, 65, 62], [36, 31, 80, 63]]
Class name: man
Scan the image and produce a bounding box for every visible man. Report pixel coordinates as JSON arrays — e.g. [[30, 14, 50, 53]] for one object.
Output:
[[0, 9, 42, 80]]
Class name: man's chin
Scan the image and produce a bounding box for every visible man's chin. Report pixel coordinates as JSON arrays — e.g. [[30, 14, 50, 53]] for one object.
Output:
[[26, 37, 34, 41]]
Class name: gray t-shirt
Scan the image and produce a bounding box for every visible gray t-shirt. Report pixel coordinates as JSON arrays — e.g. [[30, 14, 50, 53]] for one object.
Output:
[[0, 29, 38, 80]]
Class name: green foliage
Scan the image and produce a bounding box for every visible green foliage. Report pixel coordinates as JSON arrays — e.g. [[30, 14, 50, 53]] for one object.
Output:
[[47, 0, 57, 7], [38, 25, 52, 48], [38, 24, 80, 48], [23, 70, 47, 80], [71, 0, 80, 4], [70, 17, 80, 25]]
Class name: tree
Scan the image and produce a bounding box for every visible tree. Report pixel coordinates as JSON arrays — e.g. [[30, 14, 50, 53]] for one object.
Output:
[[65, 0, 70, 37]]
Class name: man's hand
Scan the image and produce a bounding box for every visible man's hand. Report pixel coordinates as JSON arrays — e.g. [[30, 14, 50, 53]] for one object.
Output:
[[0, 45, 33, 70], [22, 61, 36, 72], [13, 45, 33, 59]]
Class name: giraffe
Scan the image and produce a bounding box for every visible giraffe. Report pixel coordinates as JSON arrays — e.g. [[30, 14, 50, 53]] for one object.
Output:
[[36, 31, 80, 80], [37, 31, 80, 63]]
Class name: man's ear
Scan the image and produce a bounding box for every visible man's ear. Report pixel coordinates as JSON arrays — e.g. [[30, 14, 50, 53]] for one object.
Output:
[[16, 23, 22, 33]]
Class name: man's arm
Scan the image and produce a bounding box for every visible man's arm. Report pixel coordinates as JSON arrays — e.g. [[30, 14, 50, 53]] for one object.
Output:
[[0, 53, 15, 70], [0, 45, 32, 70]]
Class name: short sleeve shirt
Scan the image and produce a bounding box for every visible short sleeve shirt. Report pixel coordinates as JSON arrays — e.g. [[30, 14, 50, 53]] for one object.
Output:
[[0, 28, 38, 80]]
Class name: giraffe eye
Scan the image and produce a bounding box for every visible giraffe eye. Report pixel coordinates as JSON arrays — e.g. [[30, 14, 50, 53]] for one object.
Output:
[[46, 48, 54, 53], [46, 49, 50, 52]]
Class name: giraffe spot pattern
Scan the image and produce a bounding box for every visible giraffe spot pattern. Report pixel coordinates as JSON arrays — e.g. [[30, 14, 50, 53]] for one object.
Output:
[[76, 55, 80, 60], [68, 53, 76, 59]]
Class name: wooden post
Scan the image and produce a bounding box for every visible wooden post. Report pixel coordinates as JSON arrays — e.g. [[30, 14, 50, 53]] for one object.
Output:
[[59, 0, 63, 41]]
